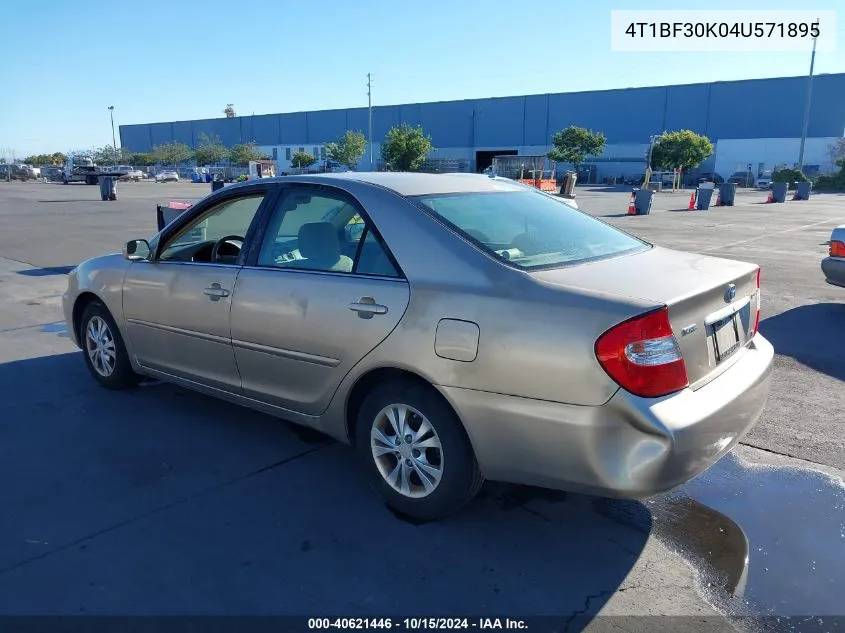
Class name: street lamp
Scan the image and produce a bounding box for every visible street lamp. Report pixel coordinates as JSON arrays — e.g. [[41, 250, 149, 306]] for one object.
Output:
[[797, 27, 818, 170], [107, 106, 117, 164]]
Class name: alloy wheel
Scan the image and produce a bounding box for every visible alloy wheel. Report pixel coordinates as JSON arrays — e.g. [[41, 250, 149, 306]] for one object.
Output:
[[85, 316, 116, 377], [370, 404, 444, 499]]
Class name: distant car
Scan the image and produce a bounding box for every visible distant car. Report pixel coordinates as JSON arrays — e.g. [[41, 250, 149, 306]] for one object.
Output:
[[756, 175, 772, 189], [822, 225, 845, 288], [40, 166, 63, 181], [63, 172, 772, 521], [7, 164, 40, 181], [155, 171, 179, 183], [727, 172, 755, 187], [118, 167, 144, 182], [697, 172, 724, 185]]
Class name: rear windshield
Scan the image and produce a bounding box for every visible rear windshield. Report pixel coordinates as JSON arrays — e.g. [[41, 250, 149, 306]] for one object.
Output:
[[411, 190, 648, 270]]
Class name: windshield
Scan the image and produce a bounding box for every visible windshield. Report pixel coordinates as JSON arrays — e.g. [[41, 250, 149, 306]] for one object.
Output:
[[412, 190, 648, 270]]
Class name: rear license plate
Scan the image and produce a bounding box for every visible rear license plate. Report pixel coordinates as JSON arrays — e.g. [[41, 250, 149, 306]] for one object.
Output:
[[713, 315, 740, 362]]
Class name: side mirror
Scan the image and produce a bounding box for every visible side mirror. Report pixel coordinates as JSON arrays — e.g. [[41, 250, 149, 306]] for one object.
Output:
[[123, 239, 151, 261]]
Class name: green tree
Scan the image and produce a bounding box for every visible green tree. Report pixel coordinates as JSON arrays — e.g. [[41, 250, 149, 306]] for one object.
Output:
[[546, 126, 606, 173], [649, 130, 713, 174], [230, 142, 263, 166], [194, 133, 230, 166], [131, 152, 157, 166], [153, 142, 193, 166], [91, 145, 134, 165], [23, 152, 66, 165], [380, 123, 433, 171], [291, 150, 316, 170], [325, 130, 367, 169]]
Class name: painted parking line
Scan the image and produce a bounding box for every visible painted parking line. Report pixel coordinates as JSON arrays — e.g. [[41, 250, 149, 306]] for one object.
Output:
[[703, 218, 845, 252]]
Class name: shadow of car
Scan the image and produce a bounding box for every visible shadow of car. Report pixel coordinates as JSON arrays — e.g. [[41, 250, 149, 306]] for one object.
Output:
[[758, 303, 845, 381], [0, 350, 656, 623]]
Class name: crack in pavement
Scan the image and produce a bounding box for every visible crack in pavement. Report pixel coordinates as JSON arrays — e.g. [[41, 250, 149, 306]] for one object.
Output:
[[739, 439, 844, 471], [0, 442, 331, 577], [564, 589, 614, 631]]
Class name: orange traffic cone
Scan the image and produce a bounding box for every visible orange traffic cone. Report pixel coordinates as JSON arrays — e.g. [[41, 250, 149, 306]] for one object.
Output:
[[765, 191, 773, 203], [627, 191, 637, 215], [688, 191, 696, 210]]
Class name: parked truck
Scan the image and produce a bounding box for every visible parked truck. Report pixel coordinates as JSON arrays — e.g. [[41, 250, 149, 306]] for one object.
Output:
[[62, 155, 128, 185]]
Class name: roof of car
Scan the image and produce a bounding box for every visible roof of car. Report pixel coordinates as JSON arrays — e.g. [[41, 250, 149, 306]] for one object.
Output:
[[236, 172, 529, 197]]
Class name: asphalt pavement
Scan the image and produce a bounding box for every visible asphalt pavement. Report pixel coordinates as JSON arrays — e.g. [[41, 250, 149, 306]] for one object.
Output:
[[0, 179, 843, 631]]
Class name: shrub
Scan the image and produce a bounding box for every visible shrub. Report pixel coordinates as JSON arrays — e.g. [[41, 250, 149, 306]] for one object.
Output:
[[814, 158, 845, 191], [772, 167, 809, 183]]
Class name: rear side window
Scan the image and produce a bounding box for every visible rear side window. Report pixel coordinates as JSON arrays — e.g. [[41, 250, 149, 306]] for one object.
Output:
[[412, 190, 647, 270]]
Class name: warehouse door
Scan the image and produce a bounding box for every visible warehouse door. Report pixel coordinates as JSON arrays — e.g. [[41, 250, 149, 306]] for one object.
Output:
[[475, 150, 517, 173]]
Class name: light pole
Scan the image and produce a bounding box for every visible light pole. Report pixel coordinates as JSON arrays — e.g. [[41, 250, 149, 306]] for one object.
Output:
[[108, 106, 117, 164], [367, 73, 373, 171], [797, 29, 818, 170]]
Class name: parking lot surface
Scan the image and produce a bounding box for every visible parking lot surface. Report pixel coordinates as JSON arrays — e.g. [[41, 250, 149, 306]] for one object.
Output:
[[0, 180, 843, 630]]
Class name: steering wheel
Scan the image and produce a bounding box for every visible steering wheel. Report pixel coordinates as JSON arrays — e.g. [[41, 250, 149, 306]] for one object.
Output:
[[211, 235, 244, 264]]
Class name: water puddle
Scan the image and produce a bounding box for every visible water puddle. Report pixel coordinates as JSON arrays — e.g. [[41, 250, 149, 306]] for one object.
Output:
[[648, 454, 845, 630]]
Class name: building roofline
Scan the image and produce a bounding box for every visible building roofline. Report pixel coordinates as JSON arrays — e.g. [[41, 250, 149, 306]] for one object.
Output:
[[119, 73, 845, 129]]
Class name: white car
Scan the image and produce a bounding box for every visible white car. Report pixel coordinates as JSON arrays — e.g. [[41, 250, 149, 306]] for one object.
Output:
[[155, 171, 179, 183], [113, 166, 144, 181]]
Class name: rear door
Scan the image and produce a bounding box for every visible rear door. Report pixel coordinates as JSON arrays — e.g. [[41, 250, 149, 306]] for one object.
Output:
[[230, 184, 410, 415]]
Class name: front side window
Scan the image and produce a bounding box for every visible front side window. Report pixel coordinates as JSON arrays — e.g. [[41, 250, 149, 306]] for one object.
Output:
[[412, 190, 647, 270], [159, 194, 266, 263], [257, 189, 399, 277]]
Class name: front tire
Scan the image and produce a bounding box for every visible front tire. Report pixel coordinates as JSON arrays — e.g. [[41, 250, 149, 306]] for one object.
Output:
[[79, 301, 140, 390], [355, 379, 483, 521]]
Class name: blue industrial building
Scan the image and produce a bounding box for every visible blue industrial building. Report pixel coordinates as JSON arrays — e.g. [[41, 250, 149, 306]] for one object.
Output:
[[120, 73, 845, 181]]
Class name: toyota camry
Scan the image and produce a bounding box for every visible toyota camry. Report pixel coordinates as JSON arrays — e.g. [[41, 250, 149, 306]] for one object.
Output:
[[63, 173, 773, 520]]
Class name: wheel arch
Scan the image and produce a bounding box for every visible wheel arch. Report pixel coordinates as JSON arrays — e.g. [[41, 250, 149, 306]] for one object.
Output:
[[72, 291, 105, 344], [344, 366, 476, 452]]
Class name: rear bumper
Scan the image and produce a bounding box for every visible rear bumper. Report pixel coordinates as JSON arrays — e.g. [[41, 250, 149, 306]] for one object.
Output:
[[822, 257, 845, 288], [440, 334, 774, 497]]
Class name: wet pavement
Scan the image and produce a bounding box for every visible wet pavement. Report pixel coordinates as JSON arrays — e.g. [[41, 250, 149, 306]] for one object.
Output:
[[648, 455, 845, 631]]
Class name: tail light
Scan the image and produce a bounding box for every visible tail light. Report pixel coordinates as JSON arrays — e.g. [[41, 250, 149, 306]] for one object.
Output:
[[830, 241, 845, 258], [595, 307, 689, 399], [752, 267, 761, 336]]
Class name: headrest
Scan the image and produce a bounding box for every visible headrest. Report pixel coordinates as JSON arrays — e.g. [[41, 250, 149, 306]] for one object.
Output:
[[298, 222, 340, 261]]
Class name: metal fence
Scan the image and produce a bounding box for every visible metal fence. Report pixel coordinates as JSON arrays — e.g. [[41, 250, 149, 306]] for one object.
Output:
[[376, 158, 471, 174]]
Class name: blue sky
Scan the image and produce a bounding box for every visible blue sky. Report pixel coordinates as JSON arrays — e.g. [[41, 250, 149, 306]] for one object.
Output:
[[1, 0, 842, 156]]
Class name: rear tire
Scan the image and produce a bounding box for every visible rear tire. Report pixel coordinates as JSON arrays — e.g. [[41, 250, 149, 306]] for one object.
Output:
[[355, 379, 483, 521], [79, 301, 141, 390]]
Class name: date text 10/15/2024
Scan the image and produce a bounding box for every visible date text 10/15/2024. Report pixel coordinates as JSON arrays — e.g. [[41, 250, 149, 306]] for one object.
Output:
[[308, 618, 528, 630]]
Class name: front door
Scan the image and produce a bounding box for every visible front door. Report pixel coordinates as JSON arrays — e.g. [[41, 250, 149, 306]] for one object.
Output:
[[230, 185, 410, 415], [122, 190, 270, 391]]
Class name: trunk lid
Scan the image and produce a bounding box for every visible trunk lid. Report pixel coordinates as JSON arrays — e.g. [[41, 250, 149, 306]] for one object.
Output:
[[532, 246, 760, 387]]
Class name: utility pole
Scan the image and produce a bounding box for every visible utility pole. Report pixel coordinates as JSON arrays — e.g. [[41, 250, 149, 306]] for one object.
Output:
[[797, 27, 818, 170], [367, 73, 373, 171], [108, 106, 117, 164]]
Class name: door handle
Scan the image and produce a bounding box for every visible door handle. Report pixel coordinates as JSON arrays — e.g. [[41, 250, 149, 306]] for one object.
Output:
[[349, 297, 388, 318], [203, 282, 231, 300]]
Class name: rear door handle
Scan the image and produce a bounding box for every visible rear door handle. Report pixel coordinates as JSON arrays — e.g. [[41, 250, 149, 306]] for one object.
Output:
[[203, 282, 231, 300], [349, 297, 388, 318]]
